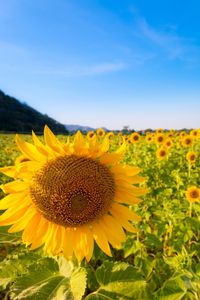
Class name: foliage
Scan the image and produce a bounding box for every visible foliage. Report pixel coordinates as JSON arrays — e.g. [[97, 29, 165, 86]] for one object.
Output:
[[0, 130, 200, 299]]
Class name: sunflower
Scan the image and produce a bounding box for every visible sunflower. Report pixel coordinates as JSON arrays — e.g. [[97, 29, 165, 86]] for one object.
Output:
[[181, 135, 193, 147], [130, 132, 140, 143], [156, 147, 168, 160], [0, 126, 146, 262], [107, 132, 114, 139], [96, 128, 105, 137], [146, 134, 153, 143], [155, 133, 165, 144], [164, 138, 173, 149], [155, 128, 163, 134], [186, 151, 197, 164], [86, 131, 95, 140], [190, 129, 198, 137], [185, 186, 200, 203]]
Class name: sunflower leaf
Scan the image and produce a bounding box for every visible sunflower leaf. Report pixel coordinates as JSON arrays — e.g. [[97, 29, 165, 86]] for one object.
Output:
[[85, 261, 151, 300], [10, 257, 87, 300]]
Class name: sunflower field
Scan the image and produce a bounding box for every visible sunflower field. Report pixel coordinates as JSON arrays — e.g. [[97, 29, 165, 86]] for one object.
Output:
[[0, 128, 199, 300]]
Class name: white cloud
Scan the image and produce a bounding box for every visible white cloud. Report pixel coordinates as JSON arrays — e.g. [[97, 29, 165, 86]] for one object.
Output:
[[132, 16, 199, 62], [32, 62, 126, 77]]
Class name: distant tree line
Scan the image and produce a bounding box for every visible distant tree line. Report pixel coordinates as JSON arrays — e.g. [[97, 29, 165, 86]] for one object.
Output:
[[0, 90, 68, 134]]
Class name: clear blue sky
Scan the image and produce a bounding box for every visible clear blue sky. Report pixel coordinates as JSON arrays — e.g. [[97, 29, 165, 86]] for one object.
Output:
[[0, 0, 200, 130]]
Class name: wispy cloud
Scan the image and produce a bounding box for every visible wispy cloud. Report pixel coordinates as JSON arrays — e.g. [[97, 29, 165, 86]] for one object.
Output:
[[131, 15, 200, 63], [42, 62, 126, 77]]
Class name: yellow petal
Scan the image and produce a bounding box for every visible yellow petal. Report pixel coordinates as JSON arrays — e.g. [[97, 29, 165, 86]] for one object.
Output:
[[8, 207, 37, 233], [99, 136, 110, 154], [112, 165, 141, 176], [16, 134, 47, 162], [0, 191, 28, 210], [73, 131, 88, 155], [0, 206, 30, 226], [44, 125, 66, 155], [115, 190, 142, 205], [1, 180, 29, 193], [0, 166, 17, 178], [30, 217, 49, 250], [22, 213, 41, 245], [111, 203, 141, 222], [92, 222, 112, 256], [62, 228, 73, 258], [100, 215, 126, 248]]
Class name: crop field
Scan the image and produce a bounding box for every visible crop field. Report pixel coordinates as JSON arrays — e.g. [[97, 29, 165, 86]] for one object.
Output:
[[0, 129, 199, 300]]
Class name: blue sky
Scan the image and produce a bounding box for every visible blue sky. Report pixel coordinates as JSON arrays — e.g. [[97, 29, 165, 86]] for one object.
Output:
[[0, 0, 200, 130]]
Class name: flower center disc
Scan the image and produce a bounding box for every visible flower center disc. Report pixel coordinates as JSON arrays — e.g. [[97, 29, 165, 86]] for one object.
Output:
[[30, 155, 115, 226]]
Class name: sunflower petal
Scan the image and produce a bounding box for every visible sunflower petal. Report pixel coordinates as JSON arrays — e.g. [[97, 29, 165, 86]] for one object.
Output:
[[16, 134, 47, 162]]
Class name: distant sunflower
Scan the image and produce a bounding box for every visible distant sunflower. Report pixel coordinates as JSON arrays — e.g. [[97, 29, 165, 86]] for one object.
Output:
[[155, 128, 163, 134], [130, 132, 140, 143], [155, 133, 165, 144], [146, 134, 153, 143], [186, 186, 200, 203], [186, 151, 197, 164], [107, 131, 114, 139], [182, 135, 193, 147], [0, 126, 146, 262], [87, 131, 95, 140], [156, 147, 168, 160], [96, 128, 105, 137], [164, 138, 173, 149], [190, 129, 198, 137]]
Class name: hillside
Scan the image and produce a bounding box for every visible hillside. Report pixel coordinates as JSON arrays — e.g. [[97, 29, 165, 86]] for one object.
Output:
[[0, 90, 67, 134]]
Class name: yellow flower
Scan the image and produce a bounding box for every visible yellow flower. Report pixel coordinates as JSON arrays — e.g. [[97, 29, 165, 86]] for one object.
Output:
[[107, 132, 114, 139], [190, 129, 198, 137], [146, 134, 153, 143], [186, 151, 197, 164], [156, 147, 168, 160], [186, 186, 200, 203], [155, 128, 163, 134], [164, 138, 173, 149], [155, 133, 165, 144], [96, 128, 105, 137], [182, 135, 193, 147], [87, 131, 95, 140], [0, 126, 146, 262], [130, 132, 140, 143]]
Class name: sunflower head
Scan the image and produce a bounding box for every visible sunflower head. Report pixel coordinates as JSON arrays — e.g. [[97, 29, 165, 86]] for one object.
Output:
[[186, 151, 197, 164], [130, 132, 140, 143], [96, 128, 105, 137], [156, 128, 163, 134], [164, 138, 173, 148], [155, 133, 165, 144], [186, 186, 200, 203], [87, 131, 95, 140], [107, 132, 114, 139], [156, 147, 168, 160], [0, 126, 146, 262], [182, 135, 193, 147], [190, 129, 198, 137]]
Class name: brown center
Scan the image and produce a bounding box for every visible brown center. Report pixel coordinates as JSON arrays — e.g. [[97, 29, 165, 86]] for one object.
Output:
[[30, 155, 115, 226], [190, 190, 199, 198]]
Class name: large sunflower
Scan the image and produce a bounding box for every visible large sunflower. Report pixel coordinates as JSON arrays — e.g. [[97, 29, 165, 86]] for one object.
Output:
[[0, 126, 146, 262]]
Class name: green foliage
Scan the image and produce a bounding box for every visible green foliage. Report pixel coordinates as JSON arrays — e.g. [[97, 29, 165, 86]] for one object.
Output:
[[85, 261, 150, 300], [0, 132, 200, 299]]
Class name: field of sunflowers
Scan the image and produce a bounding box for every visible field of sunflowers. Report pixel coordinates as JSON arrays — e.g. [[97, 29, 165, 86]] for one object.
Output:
[[0, 128, 199, 300]]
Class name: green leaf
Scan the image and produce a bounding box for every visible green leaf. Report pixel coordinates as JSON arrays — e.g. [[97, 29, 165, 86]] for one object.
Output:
[[11, 257, 87, 300], [154, 275, 187, 300], [70, 267, 87, 300], [85, 261, 151, 300]]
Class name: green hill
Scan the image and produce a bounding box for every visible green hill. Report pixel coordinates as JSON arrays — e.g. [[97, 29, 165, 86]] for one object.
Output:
[[0, 90, 67, 134]]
